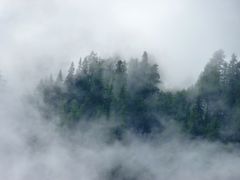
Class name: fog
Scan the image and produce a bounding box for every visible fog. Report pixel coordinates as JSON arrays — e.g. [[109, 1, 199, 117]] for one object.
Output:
[[1, 0, 240, 88], [1, 0, 240, 179], [0, 86, 240, 180]]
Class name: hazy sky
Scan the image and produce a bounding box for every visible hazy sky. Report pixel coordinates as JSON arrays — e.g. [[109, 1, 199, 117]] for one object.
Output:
[[1, 2, 240, 179], [0, 0, 240, 88]]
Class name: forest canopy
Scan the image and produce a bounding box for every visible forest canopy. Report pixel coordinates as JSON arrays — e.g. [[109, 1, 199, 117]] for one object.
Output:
[[37, 50, 240, 142]]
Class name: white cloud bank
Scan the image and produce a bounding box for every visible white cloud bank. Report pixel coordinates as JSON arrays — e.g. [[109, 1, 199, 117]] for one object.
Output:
[[0, 87, 240, 180], [0, 1, 240, 179], [0, 0, 240, 88]]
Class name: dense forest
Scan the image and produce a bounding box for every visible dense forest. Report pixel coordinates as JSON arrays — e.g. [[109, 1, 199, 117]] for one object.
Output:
[[37, 50, 240, 142]]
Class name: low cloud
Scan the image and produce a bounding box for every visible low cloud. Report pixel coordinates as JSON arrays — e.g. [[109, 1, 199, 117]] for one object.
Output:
[[0, 87, 240, 180], [0, 1, 240, 179], [1, 0, 240, 88]]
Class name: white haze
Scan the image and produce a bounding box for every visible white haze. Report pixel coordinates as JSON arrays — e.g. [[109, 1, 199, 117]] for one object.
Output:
[[1, 87, 240, 180], [1, 0, 240, 179], [0, 0, 240, 89]]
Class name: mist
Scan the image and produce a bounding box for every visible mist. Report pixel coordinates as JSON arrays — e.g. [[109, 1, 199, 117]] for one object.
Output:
[[1, 0, 240, 180], [1, 0, 240, 89], [1, 86, 240, 180]]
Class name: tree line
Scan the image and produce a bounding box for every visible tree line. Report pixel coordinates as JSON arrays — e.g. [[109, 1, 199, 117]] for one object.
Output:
[[37, 50, 240, 142]]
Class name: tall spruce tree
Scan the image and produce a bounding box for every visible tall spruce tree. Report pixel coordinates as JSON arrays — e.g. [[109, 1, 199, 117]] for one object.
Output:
[[56, 70, 63, 83], [65, 62, 75, 86]]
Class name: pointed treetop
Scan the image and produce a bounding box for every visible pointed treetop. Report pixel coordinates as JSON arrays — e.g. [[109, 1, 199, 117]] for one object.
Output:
[[68, 62, 75, 74], [88, 51, 98, 62], [90, 51, 97, 57], [142, 51, 148, 63], [211, 49, 225, 64], [76, 58, 82, 74], [56, 69, 63, 83], [228, 54, 239, 73], [65, 62, 75, 83]]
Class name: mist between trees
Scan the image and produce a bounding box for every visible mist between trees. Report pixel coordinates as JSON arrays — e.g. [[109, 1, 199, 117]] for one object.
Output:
[[2, 50, 240, 180], [35, 50, 240, 142]]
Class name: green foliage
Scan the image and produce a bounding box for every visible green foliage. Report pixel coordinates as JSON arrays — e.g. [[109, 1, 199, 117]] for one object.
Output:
[[38, 50, 240, 142], [38, 51, 161, 134]]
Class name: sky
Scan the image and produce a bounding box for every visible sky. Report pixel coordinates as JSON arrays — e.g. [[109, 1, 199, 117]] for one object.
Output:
[[1, 1, 240, 179], [0, 0, 240, 89]]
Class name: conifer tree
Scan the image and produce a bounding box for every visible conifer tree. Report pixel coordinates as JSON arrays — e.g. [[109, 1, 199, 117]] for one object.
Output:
[[65, 62, 75, 86], [56, 70, 63, 83]]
